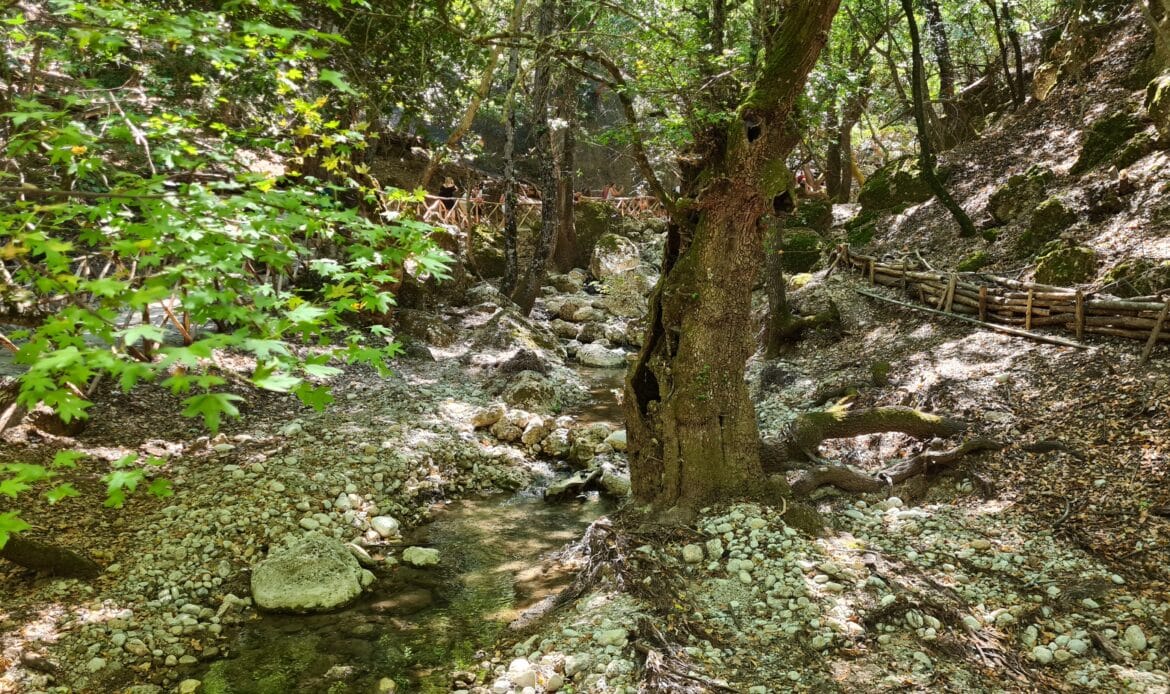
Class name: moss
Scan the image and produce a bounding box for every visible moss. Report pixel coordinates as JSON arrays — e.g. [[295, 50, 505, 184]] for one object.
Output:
[[1070, 110, 1145, 175], [1034, 245, 1098, 285], [573, 199, 622, 267], [787, 198, 833, 232], [844, 208, 881, 246], [1017, 198, 1076, 256], [1101, 259, 1170, 297], [1114, 132, 1156, 169], [1145, 73, 1170, 143], [987, 165, 1055, 224], [779, 228, 824, 273], [856, 157, 934, 212], [469, 224, 505, 278], [870, 361, 891, 386], [956, 250, 992, 272]]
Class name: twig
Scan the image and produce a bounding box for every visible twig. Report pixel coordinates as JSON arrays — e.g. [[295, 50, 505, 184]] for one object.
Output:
[[0, 186, 168, 200]]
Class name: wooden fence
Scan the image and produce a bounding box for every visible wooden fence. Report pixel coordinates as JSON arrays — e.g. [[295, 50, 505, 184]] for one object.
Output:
[[389, 194, 665, 229], [835, 244, 1170, 362]]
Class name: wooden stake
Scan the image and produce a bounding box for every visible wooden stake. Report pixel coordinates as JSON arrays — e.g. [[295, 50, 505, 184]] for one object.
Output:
[[868, 259, 876, 285], [1025, 289, 1034, 331], [1140, 300, 1170, 364], [979, 286, 988, 322], [1075, 289, 1085, 341], [944, 274, 958, 313]]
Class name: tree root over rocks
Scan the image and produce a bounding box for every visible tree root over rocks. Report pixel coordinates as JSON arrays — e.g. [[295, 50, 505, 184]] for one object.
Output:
[[789, 437, 1004, 496], [859, 548, 1063, 690], [0, 533, 102, 578]]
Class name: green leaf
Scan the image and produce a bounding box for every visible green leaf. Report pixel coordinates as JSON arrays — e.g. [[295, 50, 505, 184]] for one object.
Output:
[[53, 450, 85, 468], [252, 369, 302, 393], [147, 478, 173, 498], [284, 303, 327, 324], [120, 324, 167, 345], [319, 69, 356, 94], [180, 392, 243, 432], [0, 512, 31, 550], [46, 483, 81, 504], [294, 383, 333, 411]]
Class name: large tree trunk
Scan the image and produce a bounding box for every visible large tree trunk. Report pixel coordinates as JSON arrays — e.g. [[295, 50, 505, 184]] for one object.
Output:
[[624, 0, 841, 511]]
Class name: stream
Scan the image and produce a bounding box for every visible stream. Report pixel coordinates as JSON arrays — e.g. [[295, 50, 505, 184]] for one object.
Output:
[[196, 367, 625, 693]]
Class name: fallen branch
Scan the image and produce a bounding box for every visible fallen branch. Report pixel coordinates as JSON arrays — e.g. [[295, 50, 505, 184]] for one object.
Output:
[[789, 437, 1002, 496], [0, 534, 102, 578]]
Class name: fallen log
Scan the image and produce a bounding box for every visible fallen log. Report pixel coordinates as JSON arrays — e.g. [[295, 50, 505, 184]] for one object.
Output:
[[789, 437, 1004, 495], [0, 534, 102, 578]]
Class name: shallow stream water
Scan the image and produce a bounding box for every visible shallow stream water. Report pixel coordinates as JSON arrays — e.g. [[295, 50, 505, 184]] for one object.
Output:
[[197, 366, 626, 693]]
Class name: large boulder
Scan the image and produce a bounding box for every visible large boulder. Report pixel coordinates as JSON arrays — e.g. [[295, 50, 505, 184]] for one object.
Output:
[[1070, 110, 1145, 175], [1102, 259, 1170, 297], [988, 166, 1055, 224], [251, 534, 375, 613], [502, 370, 560, 413], [779, 228, 824, 273], [856, 157, 934, 212], [1147, 73, 1170, 143], [1035, 245, 1098, 286], [590, 233, 641, 280], [395, 309, 457, 347], [1017, 198, 1076, 256], [788, 198, 834, 233], [573, 200, 622, 269], [575, 343, 627, 368]]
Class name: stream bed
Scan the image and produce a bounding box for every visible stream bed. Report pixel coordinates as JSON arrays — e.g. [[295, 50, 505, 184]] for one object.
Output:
[[199, 487, 612, 693], [197, 365, 626, 693]]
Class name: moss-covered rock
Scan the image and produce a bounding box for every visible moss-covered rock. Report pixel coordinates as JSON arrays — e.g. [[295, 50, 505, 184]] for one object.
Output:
[[1101, 258, 1170, 297], [856, 157, 934, 212], [987, 166, 1055, 224], [1071, 110, 1145, 175], [780, 228, 824, 273], [956, 250, 992, 272], [573, 200, 622, 268], [1035, 245, 1098, 285], [1146, 72, 1170, 143], [843, 209, 881, 246], [1018, 198, 1077, 256], [788, 198, 834, 232], [469, 224, 505, 278]]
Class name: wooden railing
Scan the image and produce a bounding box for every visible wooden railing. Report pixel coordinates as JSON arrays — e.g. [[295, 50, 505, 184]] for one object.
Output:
[[388, 194, 666, 229], [837, 244, 1170, 362]]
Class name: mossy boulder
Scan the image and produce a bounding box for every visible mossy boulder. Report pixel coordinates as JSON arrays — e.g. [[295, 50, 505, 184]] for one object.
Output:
[[469, 223, 505, 278], [843, 209, 881, 246], [573, 200, 622, 269], [1101, 258, 1170, 297], [779, 229, 824, 273], [1034, 245, 1098, 286], [1145, 73, 1170, 143], [987, 166, 1055, 224], [1070, 110, 1145, 175], [956, 250, 992, 272], [857, 157, 934, 212], [1017, 198, 1077, 256], [788, 198, 834, 232]]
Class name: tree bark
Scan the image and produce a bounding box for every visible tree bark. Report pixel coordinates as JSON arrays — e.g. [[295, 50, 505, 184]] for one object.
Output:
[[901, 0, 978, 238], [551, 82, 579, 273], [499, 0, 525, 296], [1002, 0, 1027, 104], [1, 534, 102, 578], [509, 0, 562, 314], [624, 0, 841, 511]]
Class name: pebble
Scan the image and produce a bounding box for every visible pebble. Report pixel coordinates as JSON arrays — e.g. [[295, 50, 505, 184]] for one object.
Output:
[[681, 544, 704, 564], [86, 657, 107, 672], [1032, 646, 1053, 664], [371, 516, 400, 538], [1125, 625, 1148, 652]]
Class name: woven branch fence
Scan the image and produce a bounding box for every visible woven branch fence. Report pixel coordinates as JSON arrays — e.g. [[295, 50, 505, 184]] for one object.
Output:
[[835, 244, 1170, 362]]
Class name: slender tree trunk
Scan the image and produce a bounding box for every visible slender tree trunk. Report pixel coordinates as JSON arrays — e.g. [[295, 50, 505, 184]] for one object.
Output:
[[418, 47, 502, 189], [1002, 0, 1027, 104], [764, 220, 794, 359], [625, 0, 841, 511], [499, 0, 527, 295], [825, 107, 845, 201], [551, 83, 579, 273], [509, 0, 559, 314], [923, 0, 956, 101], [985, 0, 1019, 107], [901, 0, 978, 238]]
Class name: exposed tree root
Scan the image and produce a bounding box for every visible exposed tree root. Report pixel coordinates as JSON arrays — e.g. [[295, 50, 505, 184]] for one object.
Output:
[[636, 618, 737, 693], [790, 437, 1004, 496], [859, 549, 1061, 690], [0, 534, 102, 578]]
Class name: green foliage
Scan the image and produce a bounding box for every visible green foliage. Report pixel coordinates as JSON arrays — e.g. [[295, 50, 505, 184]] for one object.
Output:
[[0, 0, 451, 545]]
